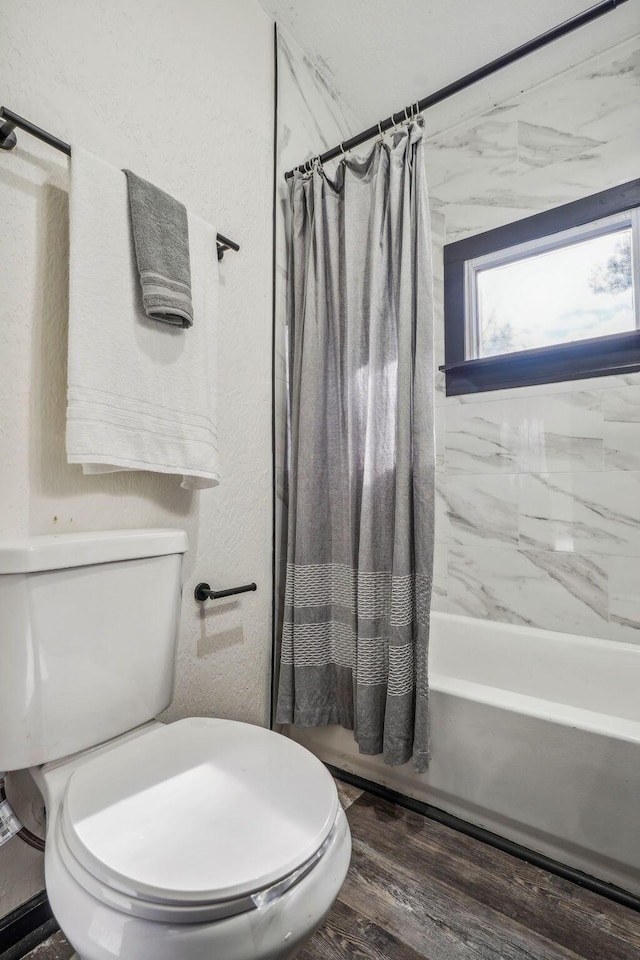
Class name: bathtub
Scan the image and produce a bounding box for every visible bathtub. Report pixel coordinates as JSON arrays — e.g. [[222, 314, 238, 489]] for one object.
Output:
[[286, 612, 640, 896]]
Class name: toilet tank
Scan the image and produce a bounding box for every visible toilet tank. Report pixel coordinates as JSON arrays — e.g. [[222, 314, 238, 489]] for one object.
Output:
[[0, 529, 188, 771]]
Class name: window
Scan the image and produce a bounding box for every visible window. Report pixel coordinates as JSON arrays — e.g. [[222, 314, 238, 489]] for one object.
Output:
[[442, 178, 640, 396]]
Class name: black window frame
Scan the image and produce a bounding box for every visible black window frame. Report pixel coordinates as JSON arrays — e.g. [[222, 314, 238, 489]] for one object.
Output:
[[442, 177, 640, 397]]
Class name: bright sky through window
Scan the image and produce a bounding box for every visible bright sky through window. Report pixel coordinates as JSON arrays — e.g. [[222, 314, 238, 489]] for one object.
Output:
[[476, 228, 635, 358]]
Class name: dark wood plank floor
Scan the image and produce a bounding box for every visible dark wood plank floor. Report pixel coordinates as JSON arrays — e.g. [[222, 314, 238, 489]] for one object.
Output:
[[22, 930, 74, 960], [302, 784, 640, 960], [23, 782, 640, 960]]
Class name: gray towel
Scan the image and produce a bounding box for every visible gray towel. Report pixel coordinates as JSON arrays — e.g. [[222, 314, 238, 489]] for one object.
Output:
[[124, 170, 193, 328]]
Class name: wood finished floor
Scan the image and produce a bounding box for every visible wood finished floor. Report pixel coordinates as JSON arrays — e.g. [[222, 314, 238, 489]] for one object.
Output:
[[23, 782, 640, 960], [305, 783, 640, 960]]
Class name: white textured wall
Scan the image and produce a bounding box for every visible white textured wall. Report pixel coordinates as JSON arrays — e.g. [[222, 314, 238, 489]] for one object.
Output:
[[0, 0, 273, 918]]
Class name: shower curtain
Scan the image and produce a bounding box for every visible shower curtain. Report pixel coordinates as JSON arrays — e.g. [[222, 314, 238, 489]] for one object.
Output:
[[276, 121, 434, 771]]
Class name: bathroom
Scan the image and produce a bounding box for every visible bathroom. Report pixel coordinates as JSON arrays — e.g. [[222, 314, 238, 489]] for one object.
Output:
[[1, 0, 640, 957]]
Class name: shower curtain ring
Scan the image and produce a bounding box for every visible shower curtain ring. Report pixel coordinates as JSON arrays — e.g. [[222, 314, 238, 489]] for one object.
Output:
[[340, 142, 349, 160]]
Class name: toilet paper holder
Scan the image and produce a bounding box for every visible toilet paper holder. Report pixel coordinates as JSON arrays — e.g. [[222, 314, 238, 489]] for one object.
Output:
[[194, 581, 257, 602]]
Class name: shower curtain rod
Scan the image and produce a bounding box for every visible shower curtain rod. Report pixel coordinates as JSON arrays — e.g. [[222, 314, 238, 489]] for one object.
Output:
[[284, 0, 629, 180], [0, 106, 240, 259]]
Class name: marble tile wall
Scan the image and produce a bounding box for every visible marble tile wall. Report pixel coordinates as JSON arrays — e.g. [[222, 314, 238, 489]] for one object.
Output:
[[431, 34, 640, 643], [274, 28, 640, 647], [428, 39, 640, 242]]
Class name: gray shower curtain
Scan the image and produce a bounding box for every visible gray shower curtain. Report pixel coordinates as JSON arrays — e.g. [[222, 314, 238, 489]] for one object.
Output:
[[276, 121, 434, 771]]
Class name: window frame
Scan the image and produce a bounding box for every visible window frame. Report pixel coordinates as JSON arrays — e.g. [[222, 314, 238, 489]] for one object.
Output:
[[442, 177, 640, 397]]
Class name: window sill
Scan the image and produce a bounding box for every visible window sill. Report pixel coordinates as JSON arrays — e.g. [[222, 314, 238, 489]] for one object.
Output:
[[440, 329, 640, 397]]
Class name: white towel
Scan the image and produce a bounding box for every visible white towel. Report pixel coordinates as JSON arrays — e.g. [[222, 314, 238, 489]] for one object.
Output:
[[67, 147, 219, 490]]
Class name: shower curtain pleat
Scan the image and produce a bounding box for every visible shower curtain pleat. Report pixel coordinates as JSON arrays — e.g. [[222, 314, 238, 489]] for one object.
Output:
[[277, 121, 435, 770]]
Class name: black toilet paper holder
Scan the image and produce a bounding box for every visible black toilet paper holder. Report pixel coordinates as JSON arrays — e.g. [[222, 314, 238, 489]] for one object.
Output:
[[194, 581, 257, 602]]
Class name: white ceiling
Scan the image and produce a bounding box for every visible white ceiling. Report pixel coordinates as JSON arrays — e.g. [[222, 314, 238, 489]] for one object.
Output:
[[258, 0, 640, 131]]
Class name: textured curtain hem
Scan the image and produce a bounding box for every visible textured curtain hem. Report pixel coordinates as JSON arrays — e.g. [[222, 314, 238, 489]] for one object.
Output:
[[355, 738, 383, 757], [381, 746, 412, 766]]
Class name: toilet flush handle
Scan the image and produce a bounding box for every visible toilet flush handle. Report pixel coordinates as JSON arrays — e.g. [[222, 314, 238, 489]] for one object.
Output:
[[194, 581, 257, 602]]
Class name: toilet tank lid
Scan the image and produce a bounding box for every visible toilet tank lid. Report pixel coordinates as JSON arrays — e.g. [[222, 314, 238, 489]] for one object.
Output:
[[0, 529, 188, 574]]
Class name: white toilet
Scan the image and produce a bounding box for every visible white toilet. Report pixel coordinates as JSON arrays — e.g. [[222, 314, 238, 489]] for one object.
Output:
[[0, 529, 351, 960]]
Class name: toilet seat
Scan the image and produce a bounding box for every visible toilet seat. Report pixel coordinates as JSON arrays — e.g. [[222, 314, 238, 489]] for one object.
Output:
[[55, 718, 339, 922]]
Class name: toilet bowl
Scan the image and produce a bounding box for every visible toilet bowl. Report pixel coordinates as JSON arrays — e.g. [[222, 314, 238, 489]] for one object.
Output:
[[34, 718, 351, 960], [0, 530, 352, 959]]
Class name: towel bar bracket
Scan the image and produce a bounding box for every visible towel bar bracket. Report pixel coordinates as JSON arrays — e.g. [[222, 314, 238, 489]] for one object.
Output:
[[194, 581, 257, 602], [0, 118, 17, 151]]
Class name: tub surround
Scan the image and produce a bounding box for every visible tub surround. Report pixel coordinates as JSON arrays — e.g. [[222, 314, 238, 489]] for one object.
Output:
[[275, 32, 640, 646], [437, 393, 640, 641], [430, 36, 640, 642], [272, 25, 640, 894], [428, 41, 640, 239]]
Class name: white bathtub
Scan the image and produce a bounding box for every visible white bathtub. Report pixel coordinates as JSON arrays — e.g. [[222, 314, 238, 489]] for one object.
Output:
[[286, 612, 640, 896]]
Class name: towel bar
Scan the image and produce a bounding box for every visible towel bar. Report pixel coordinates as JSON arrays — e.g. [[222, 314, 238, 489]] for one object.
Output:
[[0, 106, 240, 260], [194, 581, 257, 602]]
